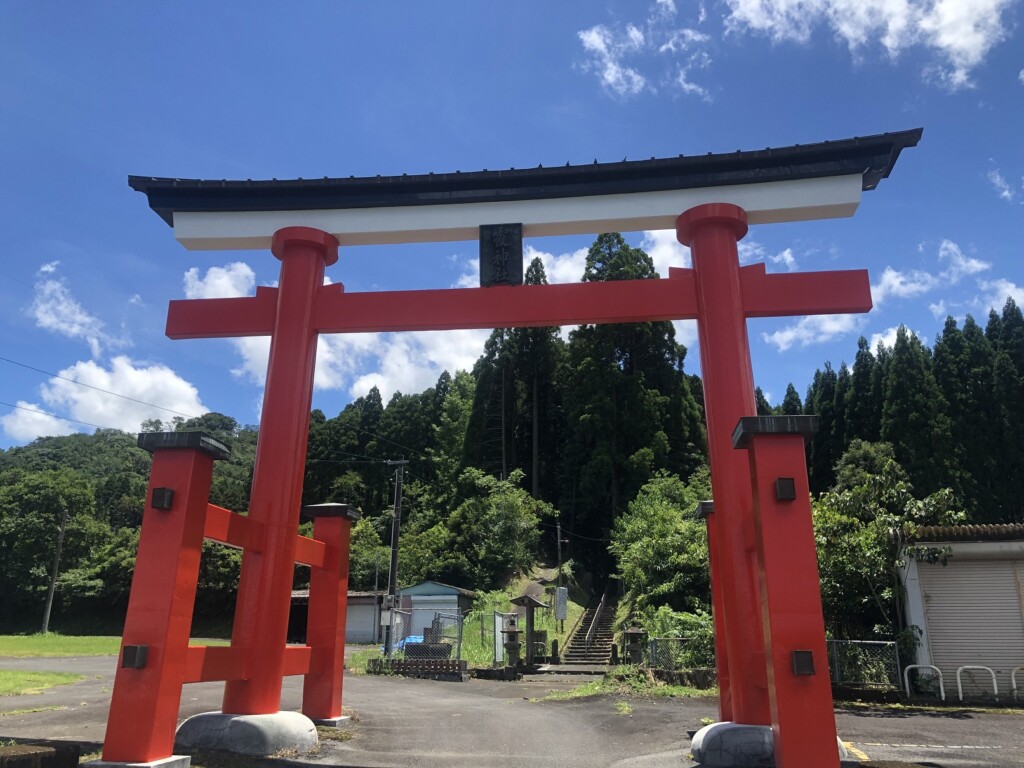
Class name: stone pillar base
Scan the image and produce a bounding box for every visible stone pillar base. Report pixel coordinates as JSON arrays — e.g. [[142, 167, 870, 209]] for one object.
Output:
[[691, 722, 849, 766], [175, 711, 317, 757], [86, 756, 190, 768], [311, 715, 351, 727]]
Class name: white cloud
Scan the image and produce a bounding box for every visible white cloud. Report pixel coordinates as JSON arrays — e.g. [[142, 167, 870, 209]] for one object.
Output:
[[528, 244, 588, 284], [38, 261, 59, 275], [128, 294, 144, 306], [0, 401, 76, 442], [724, 0, 1015, 89], [870, 326, 902, 350], [769, 247, 798, 272], [869, 239, 989, 309], [30, 276, 116, 358], [738, 240, 767, 264], [762, 313, 864, 351], [929, 299, 947, 319], [937, 239, 990, 282], [673, 319, 699, 348], [347, 329, 490, 401], [454, 259, 478, 288], [183, 262, 256, 299], [39, 356, 207, 434], [978, 278, 1024, 313], [870, 325, 928, 350], [655, 0, 678, 19], [578, 24, 649, 96], [871, 266, 938, 305], [987, 168, 1015, 201], [659, 28, 711, 53], [640, 230, 692, 274], [1019, 67, 1024, 83], [578, 2, 712, 98]]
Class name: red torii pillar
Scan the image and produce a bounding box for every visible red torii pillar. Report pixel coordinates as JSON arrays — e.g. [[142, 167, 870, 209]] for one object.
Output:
[[153, 210, 868, 746]]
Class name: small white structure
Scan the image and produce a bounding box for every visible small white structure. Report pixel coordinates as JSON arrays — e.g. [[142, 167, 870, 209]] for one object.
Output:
[[397, 581, 476, 637], [902, 524, 1024, 698], [288, 589, 385, 645]]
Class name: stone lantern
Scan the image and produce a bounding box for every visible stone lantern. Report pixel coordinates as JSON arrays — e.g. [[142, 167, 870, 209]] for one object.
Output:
[[623, 626, 647, 665], [501, 621, 523, 667]]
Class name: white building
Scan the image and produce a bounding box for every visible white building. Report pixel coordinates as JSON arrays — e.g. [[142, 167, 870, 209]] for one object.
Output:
[[902, 524, 1024, 699]]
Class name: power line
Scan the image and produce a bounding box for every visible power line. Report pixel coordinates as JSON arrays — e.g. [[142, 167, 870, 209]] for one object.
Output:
[[0, 356, 199, 419], [0, 400, 113, 431], [357, 427, 429, 460]]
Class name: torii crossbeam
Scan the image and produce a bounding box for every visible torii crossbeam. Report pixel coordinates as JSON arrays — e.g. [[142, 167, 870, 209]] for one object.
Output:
[[104, 129, 921, 768]]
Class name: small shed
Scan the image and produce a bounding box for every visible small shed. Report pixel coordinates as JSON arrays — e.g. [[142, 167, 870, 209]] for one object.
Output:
[[902, 524, 1024, 698], [398, 581, 477, 637], [289, 589, 385, 645]]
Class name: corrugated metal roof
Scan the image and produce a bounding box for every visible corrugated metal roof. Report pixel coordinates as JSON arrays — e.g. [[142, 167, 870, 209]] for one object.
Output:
[[911, 524, 1024, 543]]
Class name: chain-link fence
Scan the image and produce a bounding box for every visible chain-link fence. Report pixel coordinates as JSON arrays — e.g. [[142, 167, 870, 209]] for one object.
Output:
[[827, 639, 900, 688], [388, 611, 464, 662], [646, 637, 716, 671]]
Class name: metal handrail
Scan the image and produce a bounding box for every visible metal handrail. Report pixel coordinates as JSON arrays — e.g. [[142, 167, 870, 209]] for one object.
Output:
[[585, 591, 607, 648]]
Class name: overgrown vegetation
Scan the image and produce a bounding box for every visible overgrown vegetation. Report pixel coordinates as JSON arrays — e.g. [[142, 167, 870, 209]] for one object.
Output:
[[542, 666, 713, 701]]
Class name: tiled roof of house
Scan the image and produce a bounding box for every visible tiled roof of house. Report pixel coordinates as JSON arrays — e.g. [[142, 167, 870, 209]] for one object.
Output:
[[911, 524, 1024, 543]]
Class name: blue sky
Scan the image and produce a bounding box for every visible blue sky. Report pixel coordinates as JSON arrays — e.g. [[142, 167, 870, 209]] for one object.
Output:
[[1, 1, 1022, 447]]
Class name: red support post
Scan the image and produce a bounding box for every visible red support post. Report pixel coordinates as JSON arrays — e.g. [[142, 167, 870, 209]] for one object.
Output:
[[677, 204, 771, 725], [222, 227, 339, 715], [301, 504, 359, 723], [738, 418, 839, 768], [103, 433, 229, 763]]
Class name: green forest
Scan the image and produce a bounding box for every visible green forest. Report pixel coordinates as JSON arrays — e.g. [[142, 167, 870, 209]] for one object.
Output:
[[2, 233, 1022, 648]]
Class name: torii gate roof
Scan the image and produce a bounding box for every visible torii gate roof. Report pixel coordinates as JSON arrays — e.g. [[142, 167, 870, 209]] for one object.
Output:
[[129, 128, 921, 251]]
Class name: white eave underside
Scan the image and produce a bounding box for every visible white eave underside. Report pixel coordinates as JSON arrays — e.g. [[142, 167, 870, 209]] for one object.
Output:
[[172, 174, 863, 250]]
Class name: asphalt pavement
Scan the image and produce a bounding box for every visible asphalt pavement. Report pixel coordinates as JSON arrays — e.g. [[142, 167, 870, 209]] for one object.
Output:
[[1, 654, 1021, 767]]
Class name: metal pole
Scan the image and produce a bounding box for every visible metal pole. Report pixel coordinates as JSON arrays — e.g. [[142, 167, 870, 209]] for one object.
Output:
[[556, 520, 563, 590], [41, 506, 68, 634], [383, 458, 408, 657]]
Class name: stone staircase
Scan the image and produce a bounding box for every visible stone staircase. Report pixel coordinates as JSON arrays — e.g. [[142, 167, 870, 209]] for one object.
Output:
[[561, 595, 617, 667]]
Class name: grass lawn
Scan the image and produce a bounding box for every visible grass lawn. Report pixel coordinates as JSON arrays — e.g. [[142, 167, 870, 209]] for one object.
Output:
[[0, 635, 121, 657], [0, 670, 84, 696], [0, 634, 230, 658]]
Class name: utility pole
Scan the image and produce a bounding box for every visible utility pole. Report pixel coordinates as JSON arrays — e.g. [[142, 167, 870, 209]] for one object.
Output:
[[556, 519, 568, 632], [556, 520, 563, 591], [41, 504, 69, 634], [383, 457, 409, 657]]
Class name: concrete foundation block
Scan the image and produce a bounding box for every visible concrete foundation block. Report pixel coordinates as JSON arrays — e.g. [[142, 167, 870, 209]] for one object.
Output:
[[86, 756, 190, 768], [691, 722, 774, 766], [691, 722, 849, 766], [175, 711, 317, 757], [311, 715, 351, 727]]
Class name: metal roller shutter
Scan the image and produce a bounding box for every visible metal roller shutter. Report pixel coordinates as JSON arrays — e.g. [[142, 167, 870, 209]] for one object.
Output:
[[345, 604, 377, 644], [918, 559, 1024, 698]]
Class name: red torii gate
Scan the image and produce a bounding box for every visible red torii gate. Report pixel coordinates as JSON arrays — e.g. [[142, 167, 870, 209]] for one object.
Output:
[[105, 129, 919, 768]]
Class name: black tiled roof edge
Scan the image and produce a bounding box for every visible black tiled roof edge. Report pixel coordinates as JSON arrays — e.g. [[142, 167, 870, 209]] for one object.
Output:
[[128, 128, 922, 226], [911, 524, 1024, 543]]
